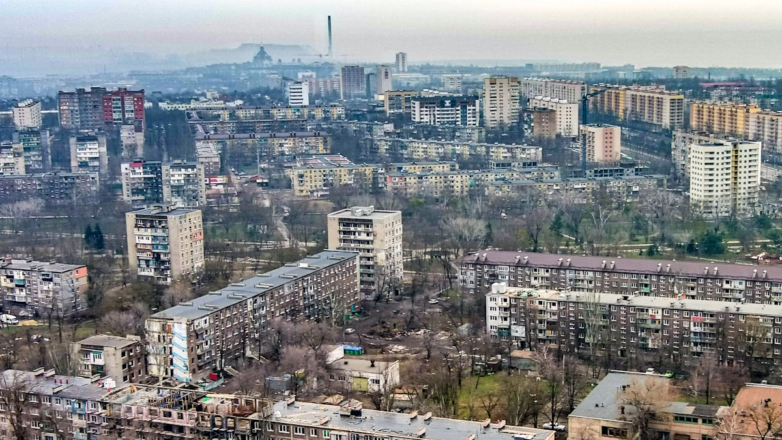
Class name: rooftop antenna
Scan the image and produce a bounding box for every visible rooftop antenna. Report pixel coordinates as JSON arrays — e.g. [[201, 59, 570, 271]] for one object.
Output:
[[328, 16, 333, 61]]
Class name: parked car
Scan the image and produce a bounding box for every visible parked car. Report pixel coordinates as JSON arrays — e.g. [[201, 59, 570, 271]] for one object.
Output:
[[543, 423, 566, 432], [0, 314, 19, 325], [344, 328, 356, 335]]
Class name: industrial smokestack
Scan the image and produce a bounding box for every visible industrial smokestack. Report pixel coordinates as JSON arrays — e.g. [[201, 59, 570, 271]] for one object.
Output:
[[328, 16, 333, 60]]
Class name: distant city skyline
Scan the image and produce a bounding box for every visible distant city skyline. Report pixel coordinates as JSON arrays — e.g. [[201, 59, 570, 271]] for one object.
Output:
[[2, 0, 782, 71]]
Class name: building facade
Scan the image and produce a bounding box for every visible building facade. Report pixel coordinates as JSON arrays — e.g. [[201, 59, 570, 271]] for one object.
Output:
[[522, 108, 557, 140], [581, 124, 621, 162], [410, 96, 480, 126], [59, 86, 145, 131], [519, 78, 586, 103], [12, 129, 51, 172], [193, 132, 331, 162], [689, 101, 759, 137], [12, 99, 42, 129], [71, 334, 147, 385], [70, 134, 108, 178], [673, 65, 691, 79], [121, 160, 207, 209], [145, 250, 359, 382], [590, 84, 685, 129], [0, 258, 88, 317], [384, 90, 419, 116], [126, 206, 204, 285], [528, 97, 579, 136], [102, 87, 146, 130], [462, 250, 782, 306], [0, 142, 25, 176], [688, 140, 761, 218], [366, 137, 541, 163], [395, 52, 408, 72], [340, 66, 366, 100], [286, 81, 309, 106], [441, 73, 463, 92], [747, 110, 782, 154], [376, 65, 393, 95], [195, 142, 221, 176], [483, 76, 520, 129], [327, 206, 403, 297], [0, 172, 99, 205]]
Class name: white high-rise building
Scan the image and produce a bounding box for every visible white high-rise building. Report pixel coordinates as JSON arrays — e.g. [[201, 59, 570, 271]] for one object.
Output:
[[580, 124, 621, 162], [689, 140, 761, 218], [519, 78, 586, 103], [483, 76, 520, 129], [70, 133, 108, 178], [411, 96, 480, 127], [395, 52, 408, 73], [528, 96, 579, 137], [441, 74, 463, 92], [287, 81, 309, 106], [327, 206, 403, 298], [376, 65, 393, 95], [13, 99, 42, 129]]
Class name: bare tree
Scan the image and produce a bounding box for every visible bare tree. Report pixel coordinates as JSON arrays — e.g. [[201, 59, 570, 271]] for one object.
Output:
[[537, 347, 565, 425], [646, 188, 681, 243], [718, 406, 744, 440], [716, 364, 749, 406], [522, 205, 551, 252], [617, 376, 677, 440], [161, 277, 195, 308], [0, 370, 37, 440], [503, 372, 544, 427], [746, 397, 782, 440], [563, 355, 589, 413], [480, 393, 501, 421]]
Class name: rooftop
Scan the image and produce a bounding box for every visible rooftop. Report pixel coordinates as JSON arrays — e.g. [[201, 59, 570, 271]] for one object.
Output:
[[273, 401, 555, 440], [75, 334, 140, 349], [150, 250, 358, 321], [328, 206, 401, 220], [129, 205, 200, 218], [463, 250, 782, 283], [373, 137, 541, 149], [328, 358, 397, 374], [0, 258, 85, 272], [195, 131, 328, 141], [0, 369, 93, 397]]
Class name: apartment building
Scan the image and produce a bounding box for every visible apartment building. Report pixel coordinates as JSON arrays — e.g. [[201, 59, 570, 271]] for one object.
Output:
[[487, 284, 782, 369], [306, 76, 342, 97], [590, 84, 685, 129], [145, 250, 359, 382], [120, 123, 145, 159], [384, 90, 419, 116], [12, 129, 51, 172], [59, 86, 145, 131], [0, 369, 110, 440], [286, 81, 309, 106], [376, 65, 393, 95], [96, 384, 554, 440], [340, 65, 366, 100], [522, 108, 557, 140], [482, 175, 663, 204], [569, 372, 719, 440], [410, 96, 480, 126], [673, 65, 691, 79], [0, 257, 88, 317], [528, 96, 579, 136], [121, 160, 206, 209], [70, 133, 108, 178], [367, 137, 542, 163], [395, 52, 408, 72], [441, 73, 463, 92], [386, 167, 562, 198], [0, 142, 25, 176], [462, 250, 782, 307], [70, 334, 146, 385], [195, 142, 221, 176], [747, 110, 782, 154], [12, 98, 42, 129], [581, 123, 621, 162], [520, 78, 586, 103], [126, 206, 204, 285], [689, 101, 759, 137], [0, 172, 99, 204], [483, 76, 520, 129], [194, 131, 331, 161], [671, 130, 734, 182], [689, 140, 761, 218], [328, 206, 403, 297], [189, 104, 344, 134]]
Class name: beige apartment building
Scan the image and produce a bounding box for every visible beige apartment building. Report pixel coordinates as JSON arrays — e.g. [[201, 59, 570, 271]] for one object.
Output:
[[384, 90, 419, 115], [12, 98, 42, 129], [673, 65, 691, 79], [689, 101, 759, 137], [671, 130, 735, 181], [0, 258, 88, 317], [581, 123, 621, 162], [483, 76, 520, 129], [194, 131, 331, 160], [386, 166, 561, 198], [145, 250, 359, 383], [126, 206, 204, 285], [71, 334, 147, 385], [519, 78, 586, 103], [689, 140, 761, 218], [748, 110, 782, 154], [368, 137, 542, 163], [590, 84, 684, 129], [328, 206, 403, 297]]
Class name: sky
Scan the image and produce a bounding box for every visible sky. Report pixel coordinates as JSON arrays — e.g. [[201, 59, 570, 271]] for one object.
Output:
[[2, 0, 782, 69]]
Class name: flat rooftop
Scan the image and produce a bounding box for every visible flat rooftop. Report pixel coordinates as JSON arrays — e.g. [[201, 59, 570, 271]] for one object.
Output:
[[273, 401, 555, 440], [75, 335, 140, 349], [463, 250, 782, 283], [328, 358, 396, 374], [0, 258, 84, 272], [129, 206, 200, 217], [195, 131, 328, 141], [150, 250, 358, 321], [372, 137, 541, 149], [328, 207, 400, 220]]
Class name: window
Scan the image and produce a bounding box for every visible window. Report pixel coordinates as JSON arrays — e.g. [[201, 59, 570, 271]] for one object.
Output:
[[311, 429, 318, 436], [279, 425, 290, 433], [294, 426, 305, 435], [675, 415, 699, 424], [602, 427, 628, 438]]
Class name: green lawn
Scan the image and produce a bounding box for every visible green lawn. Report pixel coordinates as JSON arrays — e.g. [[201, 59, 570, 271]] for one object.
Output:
[[457, 374, 503, 420]]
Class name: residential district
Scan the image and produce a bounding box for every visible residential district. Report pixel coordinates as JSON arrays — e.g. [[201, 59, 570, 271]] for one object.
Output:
[[5, 11, 782, 440]]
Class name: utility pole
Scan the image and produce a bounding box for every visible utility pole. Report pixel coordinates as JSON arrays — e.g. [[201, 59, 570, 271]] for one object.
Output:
[[580, 88, 608, 176]]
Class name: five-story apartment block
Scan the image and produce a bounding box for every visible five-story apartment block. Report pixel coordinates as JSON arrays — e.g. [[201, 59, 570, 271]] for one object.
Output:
[[70, 335, 147, 385], [0, 258, 88, 317]]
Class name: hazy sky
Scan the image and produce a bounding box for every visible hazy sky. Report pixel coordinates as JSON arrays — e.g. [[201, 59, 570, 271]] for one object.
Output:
[[3, 0, 782, 68]]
